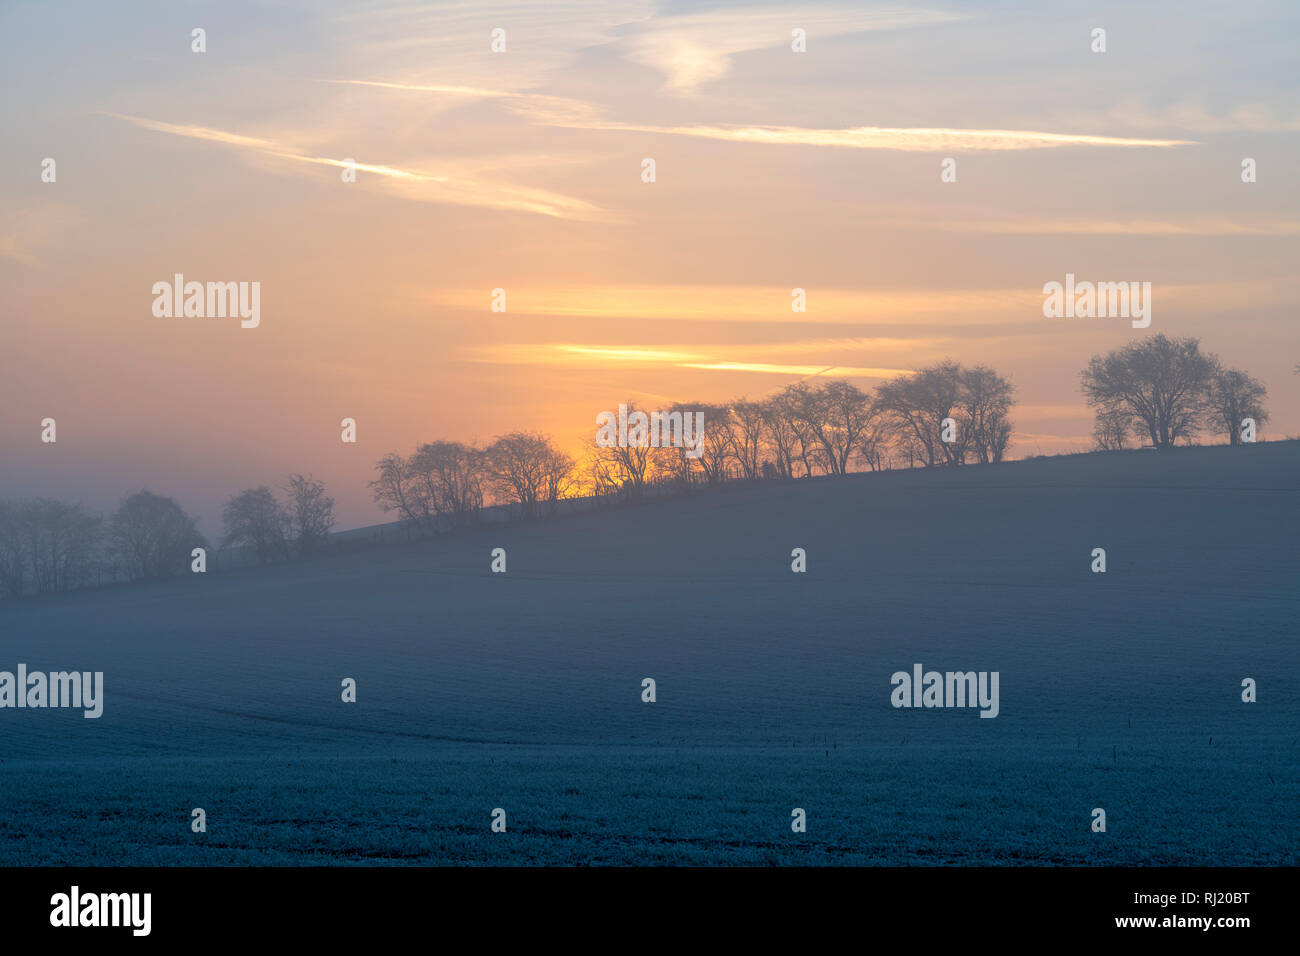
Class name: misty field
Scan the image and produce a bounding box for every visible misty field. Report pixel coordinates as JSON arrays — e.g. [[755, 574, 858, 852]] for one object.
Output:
[[1, 442, 1297, 865]]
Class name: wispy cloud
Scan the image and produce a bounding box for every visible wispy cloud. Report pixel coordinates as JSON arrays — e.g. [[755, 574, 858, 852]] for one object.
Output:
[[101, 112, 603, 220], [428, 284, 1049, 324], [330, 78, 1194, 153], [922, 217, 1300, 236], [332, 0, 654, 90], [557, 345, 706, 363], [428, 278, 1298, 327], [541, 120, 1196, 151], [340, 70, 1194, 154], [464, 342, 913, 379], [621, 5, 968, 95], [0, 203, 88, 268], [676, 361, 911, 378], [1090, 101, 1300, 134], [323, 80, 604, 125]]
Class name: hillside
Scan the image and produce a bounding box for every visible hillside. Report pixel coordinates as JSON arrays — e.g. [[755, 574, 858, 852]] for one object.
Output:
[[1, 442, 1297, 864]]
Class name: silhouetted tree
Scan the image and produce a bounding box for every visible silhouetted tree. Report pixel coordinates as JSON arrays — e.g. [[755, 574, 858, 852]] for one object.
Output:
[[369, 452, 424, 532], [109, 490, 205, 579], [958, 366, 1015, 464], [540, 443, 576, 513], [222, 487, 291, 564], [1208, 366, 1269, 446], [1092, 408, 1132, 451], [485, 432, 571, 519], [857, 414, 893, 471], [0, 502, 28, 598], [726, 399, 767, 480], [0, 498, 102, 595], [771, 383, 825, 476], [801, 380, 873, 476], [1081, 334, 1215, 449], [410, 441, 484, 528], [759, 396, 800, 478], [284, 475, 335, 555], [587, 400, 660, 497], [875, 361, 965, 467], [687, 402, 733, 484]]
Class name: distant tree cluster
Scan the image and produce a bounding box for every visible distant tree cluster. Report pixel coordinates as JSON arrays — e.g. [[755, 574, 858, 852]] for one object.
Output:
[[0, 475, 337, 599], [371, 433, 574, 532], [375, 363, 1016, 533], [221, 475, 336, 564], [110, 490, 205, 579], [0, 492, 203, 599], [586, 363, 1015, 495], [3, 338, 1277, 597], [0, 498, 103, 598], [1082, 334, 1269, 450]]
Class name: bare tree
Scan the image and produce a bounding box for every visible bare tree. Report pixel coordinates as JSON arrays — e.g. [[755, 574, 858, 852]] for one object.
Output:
[[651, 404, 699, 491], [221, 487, 291, 564], [1092, 408, 1133, 451], [759, 396, 799, 478], [409, 441, 484, 528], [109, 490, 205, 579], [660, 433, 699, 490], [689, 402, 734, 484], [772, 383, 824, 476], [0, 501, 30, 598], [799, 380, 872, 476], [583, 446, 626, 499], [726, 399, 767, 480], [370, 451, 425, 532], [485, 432, 571, 519], [1208, 366, 1269, 446], [0, 499, 102, 595], [875, 361, 965, 467], [587, 400, 661, 497], [958, 366, 1015, 464], [1081, 334, 1215, 449], [541, 443, 577, 514], [857, 412, 893, 472], [284, 475, 335, 556]]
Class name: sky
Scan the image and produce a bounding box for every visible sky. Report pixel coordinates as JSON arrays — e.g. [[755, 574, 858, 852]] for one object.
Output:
[[2, 0, 1297, 534]]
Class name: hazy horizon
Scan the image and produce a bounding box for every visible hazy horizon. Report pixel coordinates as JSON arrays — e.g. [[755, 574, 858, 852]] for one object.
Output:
[[3, 0, 1298, 534]]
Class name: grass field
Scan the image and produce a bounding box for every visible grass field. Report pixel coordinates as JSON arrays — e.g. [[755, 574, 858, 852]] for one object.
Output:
[[2, 442, 1297, 864]]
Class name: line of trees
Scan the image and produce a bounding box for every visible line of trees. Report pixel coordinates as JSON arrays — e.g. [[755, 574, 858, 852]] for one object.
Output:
[[0, 491, 206, 599], [583, 361, 1015, 495], [1082, 334, 1270, 450], [4, 340, 1279, 595], [0, 498, 104, 598], [370, 433, 576, 531], [373, 360, 1016, 535], [0, 475, 336, 599]]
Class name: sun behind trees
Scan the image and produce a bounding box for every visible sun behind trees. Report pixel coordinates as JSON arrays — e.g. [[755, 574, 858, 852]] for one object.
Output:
[[0, 341, 1280, 601], [372, 361, 1017, 534]]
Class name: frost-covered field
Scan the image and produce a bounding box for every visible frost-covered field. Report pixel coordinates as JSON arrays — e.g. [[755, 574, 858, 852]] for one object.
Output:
[[2, 443, 1297, 865]]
